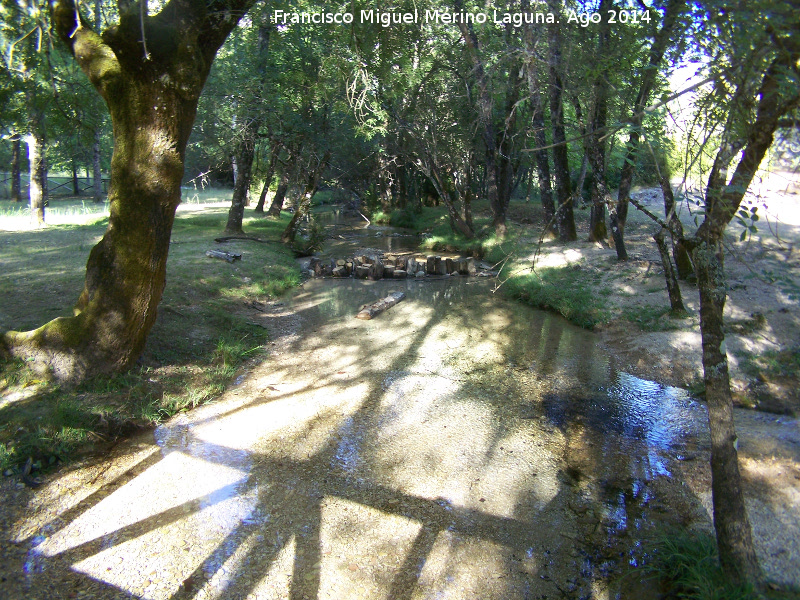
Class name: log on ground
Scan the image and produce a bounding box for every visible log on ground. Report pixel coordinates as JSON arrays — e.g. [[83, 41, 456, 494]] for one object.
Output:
[[206, 250, 242, 263], [355, 292, 406, 320]]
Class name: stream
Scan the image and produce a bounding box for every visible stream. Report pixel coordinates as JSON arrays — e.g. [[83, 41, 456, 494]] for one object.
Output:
[[13, 209, 800, 599]]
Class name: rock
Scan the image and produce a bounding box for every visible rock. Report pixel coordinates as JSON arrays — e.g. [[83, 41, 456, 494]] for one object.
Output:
[[415, 270, 425, 278], [368, 260, 384, 280], [393, 270, 407, 278], [426, 256, 436, 274], [355, 265, 369, 279], [384, 266, 395, 278], [445, 258, 455, 274]]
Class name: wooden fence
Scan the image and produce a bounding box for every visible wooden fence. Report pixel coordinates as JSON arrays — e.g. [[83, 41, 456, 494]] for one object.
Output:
[[0, 173, 109, 200]]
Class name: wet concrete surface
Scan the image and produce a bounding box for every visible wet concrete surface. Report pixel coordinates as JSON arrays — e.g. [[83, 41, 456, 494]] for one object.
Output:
[[3, 219, 799, 599]]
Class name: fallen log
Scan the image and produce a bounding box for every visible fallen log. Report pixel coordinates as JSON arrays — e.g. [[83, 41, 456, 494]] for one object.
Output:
[[214, 235, 278, 244], [206, 250, 242, 263], [355, 291, 406, 320]]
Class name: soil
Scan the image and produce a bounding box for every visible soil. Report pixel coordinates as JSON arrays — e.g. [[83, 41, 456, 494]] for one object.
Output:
[[1, 173, 799, 599]]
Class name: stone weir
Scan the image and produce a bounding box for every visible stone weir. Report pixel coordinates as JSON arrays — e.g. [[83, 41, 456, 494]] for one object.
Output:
[[306, 253, 481, 280]]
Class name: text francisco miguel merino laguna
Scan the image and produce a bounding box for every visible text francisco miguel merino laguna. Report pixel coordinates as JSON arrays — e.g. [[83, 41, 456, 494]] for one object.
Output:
[[272, 8, 559, 27]]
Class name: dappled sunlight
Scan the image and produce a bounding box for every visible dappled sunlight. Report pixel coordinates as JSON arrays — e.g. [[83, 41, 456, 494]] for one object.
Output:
[[36, 450, 251, 558], [11, 276, 778, 599], [319, 498, 422, 599]]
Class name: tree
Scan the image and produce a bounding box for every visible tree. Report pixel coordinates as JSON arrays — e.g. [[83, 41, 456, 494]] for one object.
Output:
[[681, 0, 799, 585], [2, 0, 255, 381]]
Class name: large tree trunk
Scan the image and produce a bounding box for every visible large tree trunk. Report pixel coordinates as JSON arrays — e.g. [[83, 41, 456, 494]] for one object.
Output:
[[11, 132, 22, 203], [2, 0, 253, 382]]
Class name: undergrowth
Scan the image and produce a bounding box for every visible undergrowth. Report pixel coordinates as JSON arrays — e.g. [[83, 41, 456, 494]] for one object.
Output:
[[645, 530, 800, 600]]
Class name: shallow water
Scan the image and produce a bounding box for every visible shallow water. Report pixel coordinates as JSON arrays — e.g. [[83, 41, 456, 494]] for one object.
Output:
[[16, 222, 723, 600]]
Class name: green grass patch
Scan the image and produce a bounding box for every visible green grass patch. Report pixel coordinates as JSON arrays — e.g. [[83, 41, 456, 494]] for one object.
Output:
[[0, 204, 301, 474], [624, 305, 690, 332], [503, 265, 610, 329], [738, 346, 800, 381], [644, 530, 798, 599]]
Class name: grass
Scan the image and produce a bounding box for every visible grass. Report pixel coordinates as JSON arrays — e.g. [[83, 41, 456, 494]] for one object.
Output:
[[503, 265, 610, 330], [624, 305, 691, 332], [644, 529, 800, 600], [738, 346, 800, 382], [0, 202, 301, 474]]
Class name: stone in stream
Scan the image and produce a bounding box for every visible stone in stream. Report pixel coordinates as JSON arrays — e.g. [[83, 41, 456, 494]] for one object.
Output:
[[459, 258, 477, 276], [355, 265, 370, 279], [415, 270, 425, 278], [384, 265, 395, 278], [393, 269, 407, 278], [445, 258, 455, 274], [407, 257, 417, 274], [426, 256, 436, 275], [368, 260, 384, 280], [436, 256, 447, 275]]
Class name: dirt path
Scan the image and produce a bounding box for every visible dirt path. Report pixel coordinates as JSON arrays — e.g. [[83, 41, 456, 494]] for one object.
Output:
[[2, 276, 799, 599]]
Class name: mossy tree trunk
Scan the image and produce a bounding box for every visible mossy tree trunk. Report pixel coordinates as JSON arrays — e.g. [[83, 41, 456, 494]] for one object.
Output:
[[1, 0, 254, 382]]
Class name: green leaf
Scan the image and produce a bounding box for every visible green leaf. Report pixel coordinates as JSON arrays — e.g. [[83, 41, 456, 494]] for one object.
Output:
[[739, 229, 747, 241]]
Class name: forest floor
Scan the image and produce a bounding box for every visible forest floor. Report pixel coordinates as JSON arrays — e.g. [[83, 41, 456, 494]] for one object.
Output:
[[1, 174, 799, 599]]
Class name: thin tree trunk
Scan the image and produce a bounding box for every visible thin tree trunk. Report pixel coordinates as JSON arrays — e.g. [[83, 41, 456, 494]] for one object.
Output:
[[614, 0, 686, 258], [281, 150, 330, 244], [692, 240, 761, 584], [268, 168, 290, 217], [547, 13, 576, 242], [659, 172, 693, 279], [654, 228, 685, 312], [586, 0, 611, 244], [225, 128, 256, 233], [686, 45, 800, 586], [254, 144, 279, 213], [72, 158, 80, 195], [27, 127, 45, 226], [11, 133, 22, 202], [93, 129, 103, 202]]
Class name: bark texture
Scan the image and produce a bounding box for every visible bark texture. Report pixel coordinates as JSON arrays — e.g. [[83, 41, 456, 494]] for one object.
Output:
[[2, 0, 254, 381]]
